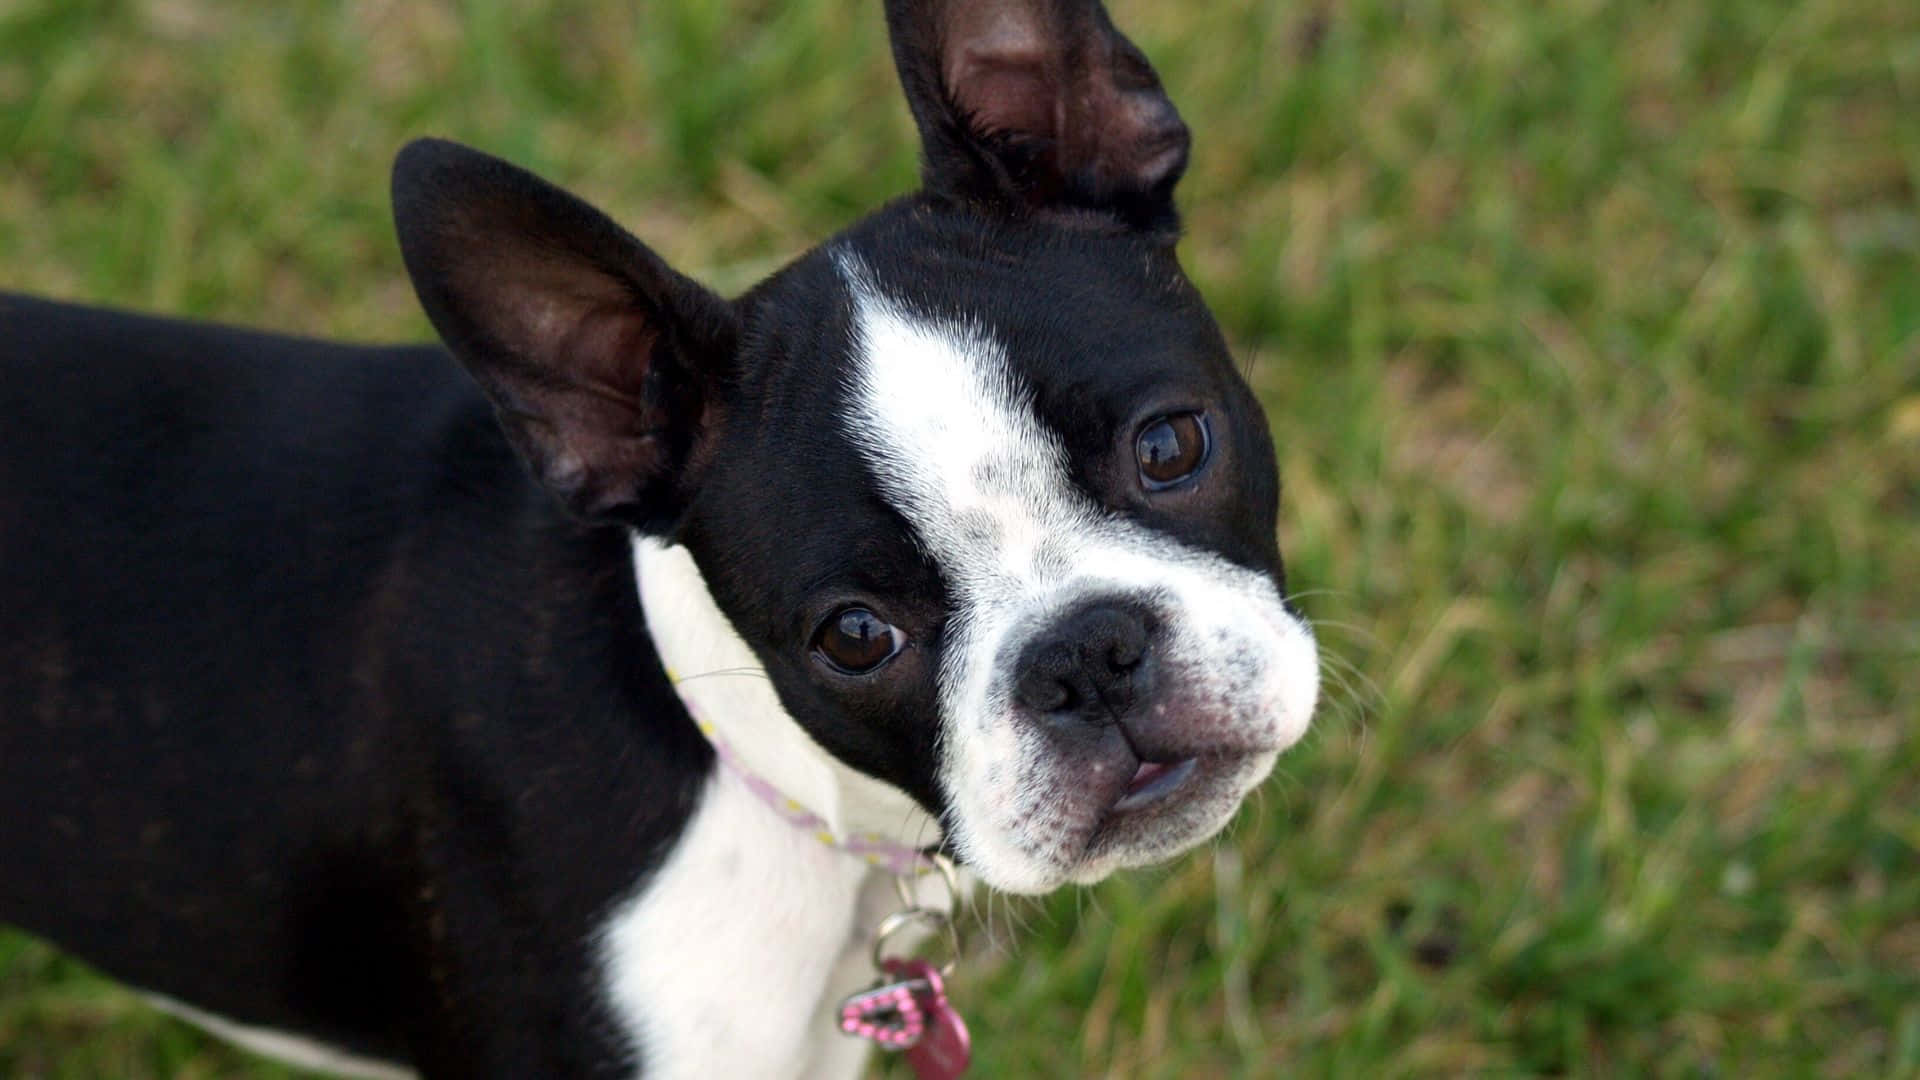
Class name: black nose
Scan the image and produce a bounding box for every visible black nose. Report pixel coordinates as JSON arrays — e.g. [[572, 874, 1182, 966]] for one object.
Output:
[[1012, 602, 1153, 723]]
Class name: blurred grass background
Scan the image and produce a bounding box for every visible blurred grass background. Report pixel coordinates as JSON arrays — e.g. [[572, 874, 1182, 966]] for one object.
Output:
[[2, 0, 1918, 1076]]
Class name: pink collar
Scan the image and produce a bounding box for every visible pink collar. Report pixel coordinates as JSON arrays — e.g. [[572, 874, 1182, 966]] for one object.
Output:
[[671, 675, 972, 1076], [670, 677, 938, 877]]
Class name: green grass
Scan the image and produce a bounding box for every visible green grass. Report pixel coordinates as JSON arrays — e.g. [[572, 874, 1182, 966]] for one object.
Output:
[[3, 0, 1918, 1076]]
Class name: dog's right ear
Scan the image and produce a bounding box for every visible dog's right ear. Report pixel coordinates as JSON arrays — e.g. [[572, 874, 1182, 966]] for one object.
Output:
[[392, 138, 736, 533], [883, 0, 1191, 233]]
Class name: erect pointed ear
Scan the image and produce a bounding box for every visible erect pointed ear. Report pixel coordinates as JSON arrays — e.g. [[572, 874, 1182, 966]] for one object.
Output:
[[392, 138, 736, 532], [883, 0, 1191, 233]]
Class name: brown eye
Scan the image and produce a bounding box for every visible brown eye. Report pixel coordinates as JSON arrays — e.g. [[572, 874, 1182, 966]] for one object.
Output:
[[813, 607, 905, 674], [1135, 412, 1210, 489]]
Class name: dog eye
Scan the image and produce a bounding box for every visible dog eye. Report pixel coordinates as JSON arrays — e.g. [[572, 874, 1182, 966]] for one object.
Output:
[[1135, 412, 1210, 489], [812, 607, 905, 675]]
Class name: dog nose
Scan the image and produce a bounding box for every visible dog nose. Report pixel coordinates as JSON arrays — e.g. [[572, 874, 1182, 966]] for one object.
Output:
[[1012, 602, 1153, 723]]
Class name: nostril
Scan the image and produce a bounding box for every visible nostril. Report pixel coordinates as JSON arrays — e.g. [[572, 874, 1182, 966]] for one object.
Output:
[[1088, 608, 1147, 674], [1014, 641, 1083, 713], [1015, 667, 1073, 713]]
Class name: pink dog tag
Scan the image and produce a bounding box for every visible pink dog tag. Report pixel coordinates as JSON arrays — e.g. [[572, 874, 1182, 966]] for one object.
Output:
[[885, 959, 971, 1079], [840, 958, 971, 1076], [838, 976, 927, 1050]]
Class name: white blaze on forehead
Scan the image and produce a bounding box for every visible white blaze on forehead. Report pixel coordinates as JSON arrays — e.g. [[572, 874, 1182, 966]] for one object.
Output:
[[836, 257, 1089, 594]]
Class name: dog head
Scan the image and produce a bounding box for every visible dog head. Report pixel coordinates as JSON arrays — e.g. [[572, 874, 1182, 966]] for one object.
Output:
[[393, 0, 1318, 894]]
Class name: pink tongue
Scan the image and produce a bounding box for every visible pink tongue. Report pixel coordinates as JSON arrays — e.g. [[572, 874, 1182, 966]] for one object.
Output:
[[1128, 761, 1171, 792]]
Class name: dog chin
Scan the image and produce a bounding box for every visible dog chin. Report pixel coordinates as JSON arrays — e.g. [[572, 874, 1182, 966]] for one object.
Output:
[[955, 749, 1281, 895]]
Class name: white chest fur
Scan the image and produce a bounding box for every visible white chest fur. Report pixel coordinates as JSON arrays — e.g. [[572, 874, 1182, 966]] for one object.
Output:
[[598, 538, 956, 1078], [596, 766, 886, 1078]]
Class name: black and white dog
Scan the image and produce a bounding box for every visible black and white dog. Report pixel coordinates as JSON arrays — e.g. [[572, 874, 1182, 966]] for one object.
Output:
[[0, 0, 1318, 1075]]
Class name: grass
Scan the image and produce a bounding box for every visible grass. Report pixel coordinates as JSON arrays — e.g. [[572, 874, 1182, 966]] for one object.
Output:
[[2, 0, 1917, 1075]]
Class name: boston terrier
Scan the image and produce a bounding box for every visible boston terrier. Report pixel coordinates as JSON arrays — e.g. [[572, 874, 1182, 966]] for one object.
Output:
[[0, 0, 1319, 1075]]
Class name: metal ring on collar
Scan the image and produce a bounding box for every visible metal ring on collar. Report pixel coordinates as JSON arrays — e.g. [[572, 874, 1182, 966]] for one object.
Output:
[[870, 905, 961, 976], [892, 851, 960, 910]]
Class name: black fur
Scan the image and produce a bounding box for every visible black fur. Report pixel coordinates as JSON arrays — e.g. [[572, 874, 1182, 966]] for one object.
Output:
[[0, 293, 709, 1073]]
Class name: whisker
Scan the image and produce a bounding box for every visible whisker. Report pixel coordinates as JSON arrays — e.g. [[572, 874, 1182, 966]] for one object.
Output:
[[1281, 587, 1353, 605], [673, 666, 772, 684], [1306, 619, 1382, 647], [1081, 882, 1108, 924], [1320, 651, 1384, 708]]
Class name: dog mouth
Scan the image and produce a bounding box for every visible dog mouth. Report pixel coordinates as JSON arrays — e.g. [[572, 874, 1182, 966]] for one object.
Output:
[[1054, 749, 1273, 884], [1110, 756, 1198, 813]]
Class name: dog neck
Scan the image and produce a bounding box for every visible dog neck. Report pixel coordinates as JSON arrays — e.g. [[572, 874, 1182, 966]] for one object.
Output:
[[632, 537, 943, 860]]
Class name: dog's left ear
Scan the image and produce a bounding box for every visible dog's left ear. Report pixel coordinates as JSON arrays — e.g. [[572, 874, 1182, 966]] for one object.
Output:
[[392, 138, 737, 533], [883, 0, 1190, 233]]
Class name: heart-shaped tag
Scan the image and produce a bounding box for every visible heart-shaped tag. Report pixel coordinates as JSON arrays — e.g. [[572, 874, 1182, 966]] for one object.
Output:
[[884, 959, 972, 1079], [838, 978, 927, 1049]]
